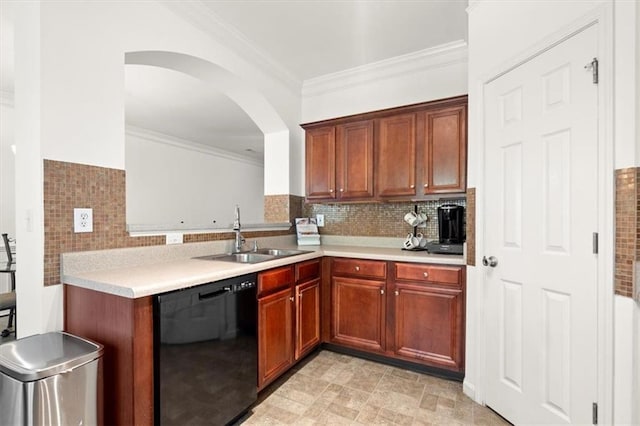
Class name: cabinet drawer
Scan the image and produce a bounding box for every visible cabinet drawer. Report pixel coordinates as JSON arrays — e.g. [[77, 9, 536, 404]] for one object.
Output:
[[395, 263, 462, 286], [332, 258, 386, 279], [296, 259, 320, 283], [259, 266, 294, 296]]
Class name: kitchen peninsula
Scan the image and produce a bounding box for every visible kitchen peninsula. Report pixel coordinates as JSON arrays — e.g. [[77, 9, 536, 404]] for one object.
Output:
[[63, 236, 465, 425]]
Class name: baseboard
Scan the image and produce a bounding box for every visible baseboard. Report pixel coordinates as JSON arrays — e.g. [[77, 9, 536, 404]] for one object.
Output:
[[463, 379, 477, 401], [322, 343, 465, 381]]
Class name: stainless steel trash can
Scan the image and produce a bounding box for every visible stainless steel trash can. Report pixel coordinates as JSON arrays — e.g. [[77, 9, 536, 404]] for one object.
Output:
[[0, 331, 104, 425]]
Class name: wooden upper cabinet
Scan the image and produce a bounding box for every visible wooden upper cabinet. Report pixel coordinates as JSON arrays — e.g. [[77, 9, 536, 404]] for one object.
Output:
[[302, 95, 467, 202], [305, 126, 336, 200], [423, 105, 467, 194], [376, 113, 417, 198], [336, 120, 374, 200]]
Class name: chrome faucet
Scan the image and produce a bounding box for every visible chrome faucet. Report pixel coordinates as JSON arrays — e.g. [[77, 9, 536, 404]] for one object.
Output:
[[232, 204, 245, 252]]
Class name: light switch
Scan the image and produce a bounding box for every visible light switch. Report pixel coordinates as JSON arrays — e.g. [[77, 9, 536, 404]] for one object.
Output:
[[74, 208, 93, 233], [316, 214, 325, 227]]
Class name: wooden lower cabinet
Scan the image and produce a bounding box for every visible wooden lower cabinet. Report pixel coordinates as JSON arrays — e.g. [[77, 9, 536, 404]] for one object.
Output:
[[64, 285, 153, 426], [331, 276, 386, 352], [258, 260, 321, 390], [258, 286, 294, 389], [393, 282, 464, 371], [327, 258, 465, 374], [295, 278, 320, 360]]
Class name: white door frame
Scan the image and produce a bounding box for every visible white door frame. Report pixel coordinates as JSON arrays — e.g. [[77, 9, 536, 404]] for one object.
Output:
[[472, 5, 615, 423]]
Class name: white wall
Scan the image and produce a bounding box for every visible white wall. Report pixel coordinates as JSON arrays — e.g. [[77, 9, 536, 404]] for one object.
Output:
[[301, 43, 468, 123], [0, 101, 14, 238], [126, 131, 264, 228], [467, 1, 639, 424], [12, 1, 302, 337], [0, 100, 14, 293]]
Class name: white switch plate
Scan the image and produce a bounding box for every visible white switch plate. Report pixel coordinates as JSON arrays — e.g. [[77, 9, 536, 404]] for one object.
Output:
[[316, 214, 325, 227], [74, 208, 93, 233], [166, 233, 183, 245]]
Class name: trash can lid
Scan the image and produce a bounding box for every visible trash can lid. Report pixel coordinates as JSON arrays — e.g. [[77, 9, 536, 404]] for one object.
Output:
[[0, 331, 104, 381]]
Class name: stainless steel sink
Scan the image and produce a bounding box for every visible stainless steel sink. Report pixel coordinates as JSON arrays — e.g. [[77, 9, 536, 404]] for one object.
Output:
[[254, 248, 311, 257], [206, 253, 276, 264], [194, 247, 312, 264]]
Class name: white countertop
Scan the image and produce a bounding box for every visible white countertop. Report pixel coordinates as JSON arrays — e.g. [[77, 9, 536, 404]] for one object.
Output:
[[62, 237, 465, 299]]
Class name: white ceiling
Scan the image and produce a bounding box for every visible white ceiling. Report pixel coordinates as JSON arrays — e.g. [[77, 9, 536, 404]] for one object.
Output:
[[0, 1, 468, 161], [201, 0, 468, 81]]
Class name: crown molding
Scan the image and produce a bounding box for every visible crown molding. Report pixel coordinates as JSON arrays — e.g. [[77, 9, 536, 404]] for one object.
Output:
[[466, 1, 483, 15], [302, 40, 468, 98], [125, 125, 264, 167], [158, 1, 302, 95], [0, 90, 14, 107]]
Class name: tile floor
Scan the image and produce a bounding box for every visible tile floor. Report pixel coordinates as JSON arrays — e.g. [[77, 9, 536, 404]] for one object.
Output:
[[242, 350, 510, 425]]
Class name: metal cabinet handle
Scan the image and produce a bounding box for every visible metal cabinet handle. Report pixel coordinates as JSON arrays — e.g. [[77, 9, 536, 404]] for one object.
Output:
[[423, 272, 428, 278], [340, 188, 344, 192], [410, 184, 415, 189], [394, 290, 399, 296], [380, 289, 385, 295], [329, 189, 334, 193], [482, 256, 498, 267], [355, 266, 360, 271], [290, 296, 294, 302], [424, 183, 428, 187]]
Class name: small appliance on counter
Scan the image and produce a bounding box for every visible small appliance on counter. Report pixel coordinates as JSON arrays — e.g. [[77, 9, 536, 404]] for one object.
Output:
[[424, 204, 465, 255], [295, 217, 321, 245]]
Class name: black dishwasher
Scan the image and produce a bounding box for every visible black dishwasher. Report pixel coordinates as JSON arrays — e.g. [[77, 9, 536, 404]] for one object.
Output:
[[154, 273, 257, 425]]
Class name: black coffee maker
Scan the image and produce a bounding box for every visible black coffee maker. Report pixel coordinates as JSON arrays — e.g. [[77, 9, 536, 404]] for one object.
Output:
[[437, 204, 465, 244]]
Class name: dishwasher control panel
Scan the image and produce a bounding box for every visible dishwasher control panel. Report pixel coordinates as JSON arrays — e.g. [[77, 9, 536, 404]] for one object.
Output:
[[232, 280, 256, 292]]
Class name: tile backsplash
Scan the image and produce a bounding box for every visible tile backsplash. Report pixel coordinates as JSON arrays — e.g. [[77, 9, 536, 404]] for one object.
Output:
[[614, 167, 638, 299], [45, 160, 640, 302], [303, 199, 466, 240], [43, 160, 291, 286]]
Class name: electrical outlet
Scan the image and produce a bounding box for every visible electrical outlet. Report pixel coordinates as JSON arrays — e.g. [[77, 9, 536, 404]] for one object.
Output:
[[74, 208, 93, 233], [166, 233, 183, 245], [316, 214, 325, 227]]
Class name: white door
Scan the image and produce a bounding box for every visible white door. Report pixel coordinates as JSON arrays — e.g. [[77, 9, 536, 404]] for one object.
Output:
[[484, 24, 599, 424]]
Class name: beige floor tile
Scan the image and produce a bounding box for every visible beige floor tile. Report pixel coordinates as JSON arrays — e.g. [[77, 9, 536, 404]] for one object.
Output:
[[241, 413, 286, 425], [389, 366, 423, 382], [241, 351, 503, 426], [273, 374, 331, 406], [377, 373, 427, 399], [261, 393, 308, 416], [339, 370, 385, 392], [354, 404, 382, 424], [419, 393, 438, 411]]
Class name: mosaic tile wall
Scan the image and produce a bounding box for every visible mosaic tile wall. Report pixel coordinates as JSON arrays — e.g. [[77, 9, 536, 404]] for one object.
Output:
[[614, 168, 637, 298], [43, 160, 290, 286], [303, 199, 466, 240], [44, 160, 163, 285], [466, 188, 476, 266], [264, 194, 304, 228]]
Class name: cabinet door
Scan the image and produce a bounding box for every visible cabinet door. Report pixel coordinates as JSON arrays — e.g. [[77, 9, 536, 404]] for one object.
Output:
[[423, 105, 467, 193], [393, 282, 464, 371], [331, 276, 386, 352], [376, 113, 417, 198], [295, 278, 320, 360], [258, 287, 294, 389], [305, 126, 336, 200], [336, 120, 374, 200]]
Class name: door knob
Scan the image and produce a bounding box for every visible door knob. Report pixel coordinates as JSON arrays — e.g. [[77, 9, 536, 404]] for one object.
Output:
[[482, 256, 498, 267]]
